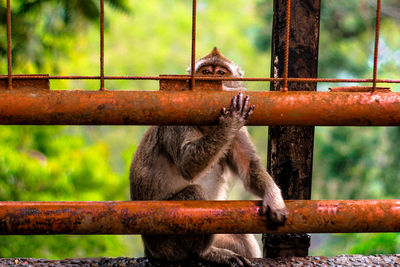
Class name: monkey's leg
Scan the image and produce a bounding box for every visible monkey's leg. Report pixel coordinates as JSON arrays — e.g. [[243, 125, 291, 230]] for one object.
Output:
[[142, 185, 213, 262], [213, 234, 261, 259], [142, 185, 251, 266]]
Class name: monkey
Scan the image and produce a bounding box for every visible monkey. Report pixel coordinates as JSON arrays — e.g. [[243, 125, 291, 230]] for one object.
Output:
[[129, 47, 287, 267]]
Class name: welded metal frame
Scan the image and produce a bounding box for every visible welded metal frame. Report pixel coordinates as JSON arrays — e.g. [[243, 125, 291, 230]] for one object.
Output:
[[1, 0, 399, 258]]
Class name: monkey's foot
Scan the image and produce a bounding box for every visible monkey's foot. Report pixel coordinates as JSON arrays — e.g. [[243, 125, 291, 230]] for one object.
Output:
[[201, 246, 251, 267]]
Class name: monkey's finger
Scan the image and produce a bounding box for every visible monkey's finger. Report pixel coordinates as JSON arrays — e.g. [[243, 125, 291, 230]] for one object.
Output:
[[237, 92, 243, 112], [260, 203, 269, 216], [241, 95, 249, 115], [230, 256, 244, 267], [244, 105, 255, 120], [230, 95, 237, 113], [221, 107, 226, 115], [239, 255, 252, 267]]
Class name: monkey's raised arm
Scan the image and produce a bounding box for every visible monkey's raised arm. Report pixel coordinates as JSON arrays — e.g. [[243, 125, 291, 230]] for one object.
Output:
[[162, 93, 253, 181], [161, 125, 232, 180]]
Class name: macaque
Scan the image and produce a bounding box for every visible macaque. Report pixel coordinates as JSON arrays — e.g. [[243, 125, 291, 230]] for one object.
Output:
[[129, 47, 287, 266]]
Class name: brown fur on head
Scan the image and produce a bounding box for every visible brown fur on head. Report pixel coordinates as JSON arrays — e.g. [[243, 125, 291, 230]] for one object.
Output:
[[187, 47, 244, 78]]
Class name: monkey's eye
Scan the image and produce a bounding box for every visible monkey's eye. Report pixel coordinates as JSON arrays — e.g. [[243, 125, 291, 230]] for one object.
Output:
[[202, 69, 211, 74], [216, 70, 226, 75]]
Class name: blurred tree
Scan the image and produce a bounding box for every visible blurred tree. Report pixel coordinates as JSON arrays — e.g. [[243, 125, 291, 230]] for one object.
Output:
[[0, 0, 129, 72], [255, 0, 400, 77]]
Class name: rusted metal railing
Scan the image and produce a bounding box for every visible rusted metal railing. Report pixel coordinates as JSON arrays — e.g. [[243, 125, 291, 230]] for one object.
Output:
[[0, 75, 398, 84], [0, 90, 400, 126], [1, 200, 399, 235]]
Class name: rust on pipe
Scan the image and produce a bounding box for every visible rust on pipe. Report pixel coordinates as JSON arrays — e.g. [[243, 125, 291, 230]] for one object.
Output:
[[0, 75, 50, 90], [372, 0, 381, 92], [0, 200, 399, 235], [0, 90, 400, 126], [6, 0, 12, 90], [159, 75, 222, 91], [329, 86, 390, 92]]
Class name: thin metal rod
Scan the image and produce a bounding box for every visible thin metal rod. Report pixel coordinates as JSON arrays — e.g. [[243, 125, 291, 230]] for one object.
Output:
[[100, 0, 105, 90], [6, 0, 12, 90], [0, 75, 398, 83], [190, 0, 197, 90], [1, 90, 400, 126], [282, 0, 291, 92], [1, 200, 399, 235], [372, 0, 381, 92]]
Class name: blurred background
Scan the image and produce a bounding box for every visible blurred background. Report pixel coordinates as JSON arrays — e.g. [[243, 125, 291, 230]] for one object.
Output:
[[0, 0, 399, 259]]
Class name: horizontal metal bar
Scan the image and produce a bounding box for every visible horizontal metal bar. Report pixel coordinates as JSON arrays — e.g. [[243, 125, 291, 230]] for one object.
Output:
[[0, 90, 400, 126], [0, 200, 399, 235], [0, 75, 399, 83]]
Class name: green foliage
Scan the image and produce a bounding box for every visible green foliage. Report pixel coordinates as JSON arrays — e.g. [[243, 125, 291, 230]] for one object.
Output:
[[0, 0, 129, 72], [0, 126, 138, 258], [312, 126, 400, 255], [255, 0, 400, 81], [313, 233, 400, 257]]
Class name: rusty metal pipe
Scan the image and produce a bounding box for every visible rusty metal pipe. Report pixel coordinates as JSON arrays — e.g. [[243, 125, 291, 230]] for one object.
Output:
[[0, 200, 399, 235], [0, 90, 400, 126]]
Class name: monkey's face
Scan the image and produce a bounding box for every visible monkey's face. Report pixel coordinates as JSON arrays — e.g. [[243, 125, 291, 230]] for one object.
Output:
[[196, 65, 233, 76], [189, 47, 244, 90]]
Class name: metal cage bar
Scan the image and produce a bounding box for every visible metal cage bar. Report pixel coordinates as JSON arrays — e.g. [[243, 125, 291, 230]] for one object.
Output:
[[0, 90, 400, 126], [372, 0, 382, 92], [100, 0, 106, 91], [6, 0, 12, 90], [190, 0, 197, 89], [1, 200, 399, 235], [0, 75, 398, 83]]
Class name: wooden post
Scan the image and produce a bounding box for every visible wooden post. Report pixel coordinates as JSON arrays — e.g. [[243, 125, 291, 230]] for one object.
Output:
[[263, 0, 321, 257]]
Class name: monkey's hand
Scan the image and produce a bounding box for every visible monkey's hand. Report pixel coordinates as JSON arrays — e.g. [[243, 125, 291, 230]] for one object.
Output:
[[219, 92, 255, 132], [261, 189, 287, 230]]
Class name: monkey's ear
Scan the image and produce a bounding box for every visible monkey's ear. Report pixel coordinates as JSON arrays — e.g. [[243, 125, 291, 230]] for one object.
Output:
[[186, 66, 192, 74]]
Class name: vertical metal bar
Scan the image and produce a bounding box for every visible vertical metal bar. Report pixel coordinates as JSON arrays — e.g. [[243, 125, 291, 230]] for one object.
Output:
[[282, 0, 291, 92], [190, 0, 197, 90], [264, 0, 321, 258], [372, 0, 381, 92], [100, 0, 105, 91], [6, 0, 12, 90]]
